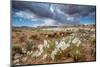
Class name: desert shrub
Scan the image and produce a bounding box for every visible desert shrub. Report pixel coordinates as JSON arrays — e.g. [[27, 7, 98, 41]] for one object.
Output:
[[91, 38, 96, 46], [54, 48, 70, 61], [12, 45, 23, 61], [54, 50, 63, 61], [68, 45, 82, 62], [26, 39, 33, 51], [48, 41, 56, 50], [44, 40, 55, 54], [90, 38, 96, 56], [78, 29, 86, 33], [12, 45, 23, 54], [43, 40, 56, 61], [30, 35, 39, 40], [53, 47, 72, 61], [19, 35, 27, 43]]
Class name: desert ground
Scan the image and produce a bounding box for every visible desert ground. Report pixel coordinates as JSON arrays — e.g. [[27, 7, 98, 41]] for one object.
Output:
[[12, 25, 96, 65]]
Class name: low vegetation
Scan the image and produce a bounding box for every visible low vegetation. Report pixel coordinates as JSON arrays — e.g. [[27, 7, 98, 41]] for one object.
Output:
[[12, 26, 96, 65]]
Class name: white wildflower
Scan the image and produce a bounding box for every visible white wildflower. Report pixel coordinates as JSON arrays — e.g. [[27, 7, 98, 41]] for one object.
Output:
[[56, 42, 62, 49], [14, 54, 22, 59], [60, 41, 67, 50], [27, 51, 33, 55], [50, 38, 71, 60], [13, 59, 20, 64], [32, 48, 42, 57], [76, 50, 80, 54], [44, 40, 49, 48], [21, 57, 27, 62], [22, 48, 26, 54], [76, 40, 81, 47], [66, 43, 70, 47], [68, 40, 71, 44], [72, 37, 81, 47], [38, 44, 43, 53], [51, 48, 58, 60], [44, 40, 48, 45], [42, 54, 47, 60], [32, 50, 40, 57], [55, 41, 58, 45], [72, 38, 79, 44], [57, 40, 68, 50]]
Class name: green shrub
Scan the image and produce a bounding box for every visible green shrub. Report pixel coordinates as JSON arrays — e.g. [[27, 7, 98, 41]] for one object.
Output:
[[68, 45, 82, 62], [43, 40, 56, 54], [12, 45, 23, 54]]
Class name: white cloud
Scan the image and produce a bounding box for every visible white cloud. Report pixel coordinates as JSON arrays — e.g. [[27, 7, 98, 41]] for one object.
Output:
[[15, 10, 36, 20], [56, 8, 76, 22], [32, 18, 57, 27], [42, 19, 56, 26], [67, 17, 74, 21]]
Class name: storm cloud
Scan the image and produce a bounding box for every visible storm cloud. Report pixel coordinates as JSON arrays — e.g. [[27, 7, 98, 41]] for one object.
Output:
[[12, 1, 96, 27]]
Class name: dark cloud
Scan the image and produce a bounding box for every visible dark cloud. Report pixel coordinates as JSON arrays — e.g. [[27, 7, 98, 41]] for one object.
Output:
[[12, 1, 53, 18], [58, 4, 96, 17], [12, 1, 96, 25]]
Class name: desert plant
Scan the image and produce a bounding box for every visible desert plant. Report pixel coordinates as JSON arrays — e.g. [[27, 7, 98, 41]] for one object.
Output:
[[12, 45, 23, 62], [90, 38, 96, 56], [44, 40, 56, 54], [12, 45, 23, 54], [26, 39, 33, 51], [54, 50, 63, 61], [68, 45, 82, 62], [91, 38, 96, 46]]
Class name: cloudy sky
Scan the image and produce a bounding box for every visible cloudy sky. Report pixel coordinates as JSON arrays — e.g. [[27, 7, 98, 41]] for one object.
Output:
[[12, 1, 96, 27]]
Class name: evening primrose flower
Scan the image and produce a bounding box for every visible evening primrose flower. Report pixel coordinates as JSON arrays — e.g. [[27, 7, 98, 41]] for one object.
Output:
[[60, 41, 67, 50], [44, 40, 49, 48], [42, 54, 47, 60], [22, 48, 27, 54], [32, 50, 42, 57], [76, 40, 81, 47], [27, 51, 33, 55], [51, 48, 58, 60], [72, 38, 79, 44], [13, 59, 20, 64], [72, 37, 81, 47], [38, 44, 43, 53], [32, 44, 44, 57], [57, 40, 70, 50], [66, 43, 70, 47], [55, 41, 58, 45]]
